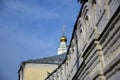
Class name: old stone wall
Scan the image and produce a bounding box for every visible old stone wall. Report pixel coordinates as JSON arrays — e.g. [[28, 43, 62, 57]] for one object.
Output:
[[45, 0, 120, 80]]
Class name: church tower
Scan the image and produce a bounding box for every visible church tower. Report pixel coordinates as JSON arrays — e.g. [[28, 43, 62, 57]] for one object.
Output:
[[57, 26, 68, 55]]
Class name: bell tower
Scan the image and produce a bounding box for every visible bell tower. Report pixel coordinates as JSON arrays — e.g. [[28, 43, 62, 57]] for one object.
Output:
[[57, 25, 68, 55]]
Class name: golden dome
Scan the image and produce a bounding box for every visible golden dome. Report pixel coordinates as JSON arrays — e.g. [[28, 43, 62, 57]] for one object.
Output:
[[60, 35, 67, 42]]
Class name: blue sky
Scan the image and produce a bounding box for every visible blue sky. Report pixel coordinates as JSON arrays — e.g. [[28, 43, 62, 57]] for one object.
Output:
[[0, 0, 80, 80]]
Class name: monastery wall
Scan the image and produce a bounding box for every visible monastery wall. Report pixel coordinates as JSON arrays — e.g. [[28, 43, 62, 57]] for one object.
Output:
[[46, 0, 120, 80]]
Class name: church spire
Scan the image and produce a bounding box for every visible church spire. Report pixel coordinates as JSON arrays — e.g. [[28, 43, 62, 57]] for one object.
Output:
[[60, 25, 67, 42], [57, 25, 68, 55]]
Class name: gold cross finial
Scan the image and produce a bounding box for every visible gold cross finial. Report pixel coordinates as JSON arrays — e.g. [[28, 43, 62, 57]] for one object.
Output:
[[62, 25, 65, 35]]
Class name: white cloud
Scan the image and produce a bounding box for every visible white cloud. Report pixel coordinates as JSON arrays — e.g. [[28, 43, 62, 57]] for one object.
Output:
[[0, 26, 56, 53], [3, 1, 59, 20]]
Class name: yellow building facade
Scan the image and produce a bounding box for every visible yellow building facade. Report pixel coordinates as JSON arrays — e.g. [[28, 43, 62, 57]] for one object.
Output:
[[23, 63, 57, 80], [18, 54, 66, 80]]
